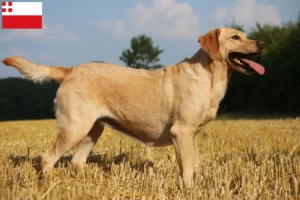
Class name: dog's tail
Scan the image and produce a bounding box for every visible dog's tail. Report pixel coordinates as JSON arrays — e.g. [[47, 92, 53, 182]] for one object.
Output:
[[2, 56, 71, 83]]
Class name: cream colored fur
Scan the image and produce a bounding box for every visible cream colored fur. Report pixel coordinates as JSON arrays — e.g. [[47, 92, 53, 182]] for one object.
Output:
[[2, 28, 264, 188]]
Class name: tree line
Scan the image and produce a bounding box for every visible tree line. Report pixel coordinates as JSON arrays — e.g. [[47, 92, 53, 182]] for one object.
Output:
[[0, 14, 299, 120], [221, 15, 300, 116]]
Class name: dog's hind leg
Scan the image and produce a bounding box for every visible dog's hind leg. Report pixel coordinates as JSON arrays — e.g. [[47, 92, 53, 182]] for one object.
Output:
[[71, 121, 104, 167], [40, 99, 98, 173]]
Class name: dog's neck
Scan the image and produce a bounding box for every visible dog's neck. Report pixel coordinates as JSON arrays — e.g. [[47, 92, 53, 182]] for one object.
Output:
[[190, 49, 233, 108]]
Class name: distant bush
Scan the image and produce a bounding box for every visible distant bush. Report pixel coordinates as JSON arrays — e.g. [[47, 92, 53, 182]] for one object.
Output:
[[220, 16, 300, 116], [0, 78, 59, 120]]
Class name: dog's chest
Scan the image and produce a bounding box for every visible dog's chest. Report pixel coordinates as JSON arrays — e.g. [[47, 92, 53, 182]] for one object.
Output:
[[197, 83, 227, 130], [210, 80, 227, 108]]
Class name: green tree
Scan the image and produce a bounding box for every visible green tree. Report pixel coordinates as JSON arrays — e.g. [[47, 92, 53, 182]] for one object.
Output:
[[220, 14, 300, 116], [0, 78, 59, 120], [120, 35, 164, 69]]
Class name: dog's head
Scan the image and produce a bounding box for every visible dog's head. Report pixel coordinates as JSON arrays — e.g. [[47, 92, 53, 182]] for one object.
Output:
[[198, 28, 265, 75]]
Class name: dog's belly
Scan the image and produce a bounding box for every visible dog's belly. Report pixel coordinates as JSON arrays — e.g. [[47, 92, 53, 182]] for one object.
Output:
[[100, 117, 173, 147], [125, 131, 173, 147]]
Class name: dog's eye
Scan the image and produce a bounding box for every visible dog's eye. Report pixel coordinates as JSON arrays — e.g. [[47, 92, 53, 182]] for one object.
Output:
[[231, 35, 240, 40]]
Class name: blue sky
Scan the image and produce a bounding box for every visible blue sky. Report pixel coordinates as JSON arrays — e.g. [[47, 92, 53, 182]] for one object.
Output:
[[0, 0, 299, 78]]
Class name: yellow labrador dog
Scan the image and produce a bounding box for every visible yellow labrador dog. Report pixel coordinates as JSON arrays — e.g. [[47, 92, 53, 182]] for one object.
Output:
[[3, 28, 265, 188]]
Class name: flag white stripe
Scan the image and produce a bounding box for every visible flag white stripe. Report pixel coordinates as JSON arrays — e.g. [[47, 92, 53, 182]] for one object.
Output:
[[2, 2, 42, 16]]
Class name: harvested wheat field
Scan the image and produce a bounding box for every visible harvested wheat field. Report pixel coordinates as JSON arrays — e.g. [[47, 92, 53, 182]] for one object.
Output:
[[0, 118, 300, 199]]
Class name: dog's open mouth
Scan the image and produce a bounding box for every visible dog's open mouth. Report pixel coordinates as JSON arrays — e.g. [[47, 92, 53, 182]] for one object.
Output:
[[229, 52, 265, 75]]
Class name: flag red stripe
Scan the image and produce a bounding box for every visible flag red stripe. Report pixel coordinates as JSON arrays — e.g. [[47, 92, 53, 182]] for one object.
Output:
[[2, 15, 42, 29]]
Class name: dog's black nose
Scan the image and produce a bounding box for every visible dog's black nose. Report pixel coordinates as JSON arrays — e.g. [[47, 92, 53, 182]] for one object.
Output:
[[257, 41, 264, 50]]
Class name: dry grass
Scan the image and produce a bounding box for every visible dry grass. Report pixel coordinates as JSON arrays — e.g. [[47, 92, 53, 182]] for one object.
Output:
[[0, 118, 300, 199]]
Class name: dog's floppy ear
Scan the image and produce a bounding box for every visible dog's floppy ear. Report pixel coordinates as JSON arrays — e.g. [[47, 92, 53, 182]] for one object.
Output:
[[198, 29, 221, 60]]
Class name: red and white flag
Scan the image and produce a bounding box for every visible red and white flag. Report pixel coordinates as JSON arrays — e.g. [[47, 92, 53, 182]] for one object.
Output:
[[2, 2, 42, 29]]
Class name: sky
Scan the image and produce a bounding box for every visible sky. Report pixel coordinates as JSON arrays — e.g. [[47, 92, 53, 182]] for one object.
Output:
[[0, 0, 299, 78]]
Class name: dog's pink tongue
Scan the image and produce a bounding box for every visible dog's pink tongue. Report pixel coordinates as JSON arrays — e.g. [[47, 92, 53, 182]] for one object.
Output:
[[241, 58, 265, 75]]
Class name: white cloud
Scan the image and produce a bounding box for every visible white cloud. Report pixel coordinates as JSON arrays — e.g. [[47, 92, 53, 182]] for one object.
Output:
[[92, 0, 201, 40], [1, 46, 53, 63], [38, 52, 54, 61], [215, 8, 228, 22], [0, 24, 78, 44], [214, 0, 281, 29], [6, 46, 27, 57]]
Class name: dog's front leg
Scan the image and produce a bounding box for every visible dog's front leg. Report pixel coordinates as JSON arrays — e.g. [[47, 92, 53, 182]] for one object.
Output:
[[193, 134, 200, 169], [171, 124, 196, 188]]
